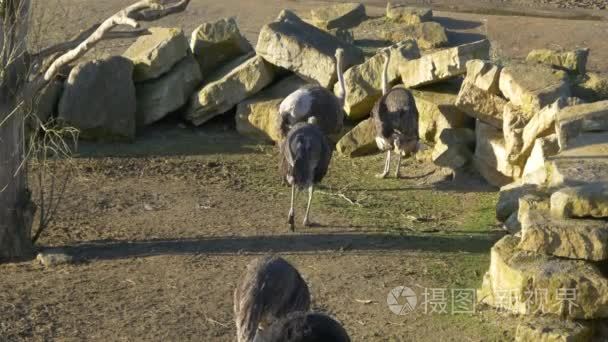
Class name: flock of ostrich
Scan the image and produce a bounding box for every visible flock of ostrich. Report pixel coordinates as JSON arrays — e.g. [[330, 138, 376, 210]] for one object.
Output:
[[234, 46, 420, 341]]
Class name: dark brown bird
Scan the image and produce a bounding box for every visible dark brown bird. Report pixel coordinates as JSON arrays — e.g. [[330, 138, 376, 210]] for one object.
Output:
[[234, 256, 311, 342], [371, 47, 420, 178], [253, 311, 351, 342]]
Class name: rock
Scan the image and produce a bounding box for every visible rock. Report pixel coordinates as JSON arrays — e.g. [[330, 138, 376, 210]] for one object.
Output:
[[386, 3, 433, 24], [516, 99, 566, 162], [519, 208, 608, 261], [37, 249, 74, 267], [431, 128, 475, 169], [455, 80, 508, 129], [382, 22, 448, 51], [309, 3, 366, 30], [189, 17, 253, 75], [515, 318, 592, 342], [522, 134, 560, 186], [135, 54, 202, 126], [123, 27, 190, 82], [503, 103, 529, 163], [477, 235, 608, 319], [329, 28, 355, 45], [236, 76, 307, 142], [498, 62, 571, 118], [58, 56, 136, 141], [337, 40, 420, 120], [27, 77, 63, 125], [474, 121, 522, 187], [186, 54, 277, 126], [547, 132, 608, 187], [526, 48, 589, 74], [412, 82, 472, 144], [496, 181, 541, 222], [336, 118, 377, 157], [556, 100, 608, 150], [400, 39, 491, 88], [256, 10, 364, 88], [571, 72, 608, 102], [465, 60, 501, 94], [550, 183, 608, 219]]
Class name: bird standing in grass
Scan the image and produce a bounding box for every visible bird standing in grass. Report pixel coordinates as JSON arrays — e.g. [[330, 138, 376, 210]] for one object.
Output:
[[234, 256, 311, 342], [280, 116, 332, 231], [371, 47, 420, 178]]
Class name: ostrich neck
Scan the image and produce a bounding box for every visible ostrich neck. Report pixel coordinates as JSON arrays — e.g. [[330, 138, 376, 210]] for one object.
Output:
[[381, 52, 391, 96], [336, 55, 346, 107]]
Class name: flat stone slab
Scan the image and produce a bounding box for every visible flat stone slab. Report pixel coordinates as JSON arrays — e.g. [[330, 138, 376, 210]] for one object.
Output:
[[336, 40, 420, 120], [135, 54, 202, 126], [519, 208, 608, 261], [336, 118, 377, 157], [310, 3, 366, 30], [498, 62, 571, 118], [496, 180, 542, 222], [189, 17, 252, 75], [235, 76, 306, 142], [556, 100, 608, 150], [400, 39, 490, 88], [455, 80, 507, 129], [386, 3, 433, 25], [526, 48, 589, 74], [186, 54, 277, 126], [256, 10, 364, 88], [551, 183, 608, 219], [478, 235, 608, 319], [382, 22, 448, 51], [123, 27, 190, 82], [465, 60, 501, 94], [547, 132, 608, 187]]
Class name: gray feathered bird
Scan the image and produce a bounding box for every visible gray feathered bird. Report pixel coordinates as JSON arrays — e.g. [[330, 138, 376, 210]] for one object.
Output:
[[371, 47, 420, 178], [253, 311, 351, 342], [277, 48, 346, 139], [280, 116, 332, 231], [234, 256, 311, 342]]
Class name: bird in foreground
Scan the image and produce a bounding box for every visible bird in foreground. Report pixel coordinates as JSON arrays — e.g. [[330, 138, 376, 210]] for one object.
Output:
[[371, 47, 420, 179], [280, 116, 332, 231], [277, 48, 346, 140], [234, 255, 311, 342], [253, 311, 351, 342]]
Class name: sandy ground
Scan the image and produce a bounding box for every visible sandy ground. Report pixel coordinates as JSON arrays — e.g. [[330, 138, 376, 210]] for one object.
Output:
[[3, 1, 608, 341]]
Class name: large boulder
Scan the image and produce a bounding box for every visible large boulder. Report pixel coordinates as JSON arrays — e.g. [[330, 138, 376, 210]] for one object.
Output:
[[386, 3, 433, 24], [235, 76, 307, 142], [550, 183, 608, 219], [336, 40, 420, 120], [556, 100, 608, 150], [474, 121, 522, 187], [189, 17, 253, 75], [135, 54, 202, 126], [336, 118, 377, 157], [498, 62, 571, 118], [477, 235, 608, 319], [515, 99, 565, 162], [411, 83, 472, 144], [515, 318, 592, 342], [58, 56, 136, 141], [521, 134, 560, 186], [571, 72, 608, 102], [256, 10, 364, 88], [123, 27, 190, 82], [309, 3, 366, 30], [431, 128, 475, 170], [526, 48, 589, 74], [27, 77, 63, 125], [464, 59, 501, 94], [185, 54, 277, 126], [382, 22, 448, 51], [455, 80, 507, 129], [502, 103, 528, 163], [519, 208, 608, 261], [547, 132, 608, 187], [400, 39, 491, 88], [496, 180, 542, 222]]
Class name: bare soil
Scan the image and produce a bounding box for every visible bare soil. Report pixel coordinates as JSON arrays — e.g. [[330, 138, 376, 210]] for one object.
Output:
[[3, 1, 608, 341]]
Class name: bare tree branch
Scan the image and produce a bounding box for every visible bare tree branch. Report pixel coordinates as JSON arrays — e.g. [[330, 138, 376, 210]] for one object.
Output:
[[130, 0, 191, 21]]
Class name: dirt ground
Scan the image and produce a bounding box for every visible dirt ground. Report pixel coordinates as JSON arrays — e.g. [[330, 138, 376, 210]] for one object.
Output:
[[2, 1, 608, 341]]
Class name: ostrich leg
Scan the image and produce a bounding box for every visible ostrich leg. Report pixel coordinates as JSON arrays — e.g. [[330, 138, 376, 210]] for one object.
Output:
[[376, 151, 391, 178], [303, 185, 314, 227], [394, 152, 402, 178], [288, 184, 297, 232]]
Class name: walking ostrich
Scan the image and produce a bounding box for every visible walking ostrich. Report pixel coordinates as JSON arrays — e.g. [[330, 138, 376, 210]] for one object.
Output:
[[371, 47, 420, 178], [234, 255, 311, 342], [253, 311, 351, 342], [277, 48, 346, 139], [281, 116, 332, 231]]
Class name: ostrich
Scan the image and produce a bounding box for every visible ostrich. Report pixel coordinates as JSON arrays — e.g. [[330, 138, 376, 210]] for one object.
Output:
[[277, 48, 346, 140], [281, 116, 332, 231], [371, 47, 420, 178], [234, 255, 311, 342], [253, 311, 351, 342]]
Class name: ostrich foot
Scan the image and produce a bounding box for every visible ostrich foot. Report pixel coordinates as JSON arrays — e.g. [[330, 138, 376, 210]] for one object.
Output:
[[375, 172, 389, 179]]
